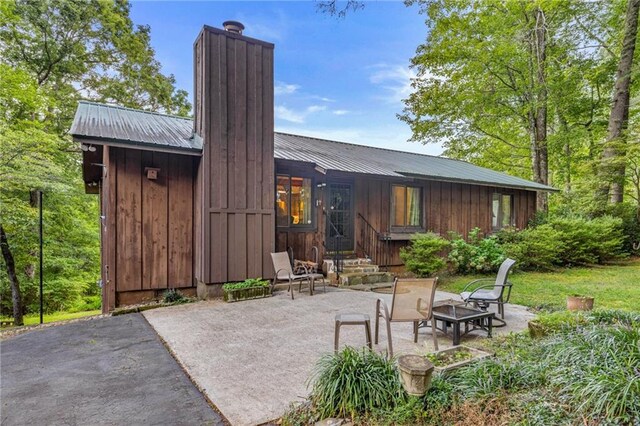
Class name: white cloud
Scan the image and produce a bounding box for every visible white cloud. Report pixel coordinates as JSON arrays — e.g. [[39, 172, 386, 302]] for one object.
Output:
[[332, 110, 350, 115], [368, 64, 417, 104], [275, 81, 300, 96], [275, 104, 327, 124]]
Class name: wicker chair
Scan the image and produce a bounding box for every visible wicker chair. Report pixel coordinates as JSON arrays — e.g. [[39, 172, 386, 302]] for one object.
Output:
[[460, 258, 516, 326], [375, 277, 439, 357]]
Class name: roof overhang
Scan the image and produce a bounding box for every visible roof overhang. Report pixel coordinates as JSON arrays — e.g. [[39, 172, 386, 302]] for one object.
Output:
[[73, 135, 203, 156]]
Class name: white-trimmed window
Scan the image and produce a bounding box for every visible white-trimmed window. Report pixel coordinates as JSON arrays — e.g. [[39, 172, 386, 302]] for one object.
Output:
[[391, 184, 422, 230]]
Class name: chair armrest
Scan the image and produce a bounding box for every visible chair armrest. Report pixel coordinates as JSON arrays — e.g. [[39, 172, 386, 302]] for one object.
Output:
[[461, 278, 495, 293], [377, 298, 391, 320], [274, 268, 291, 281], [464, 283, 502, 300]]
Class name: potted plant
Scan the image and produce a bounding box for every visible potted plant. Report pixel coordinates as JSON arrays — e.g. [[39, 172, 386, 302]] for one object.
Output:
[[567, 294, 594, 311], [223, 278, 272, 302], [425, 345, 493, 374], [397, 354, 434, 396]]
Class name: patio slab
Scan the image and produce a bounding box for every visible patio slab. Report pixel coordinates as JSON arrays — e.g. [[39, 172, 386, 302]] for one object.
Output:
[[143, 287, 534, 425]]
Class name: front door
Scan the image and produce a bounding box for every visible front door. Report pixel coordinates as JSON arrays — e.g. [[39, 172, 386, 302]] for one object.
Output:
[[326, 183, 354, 252]]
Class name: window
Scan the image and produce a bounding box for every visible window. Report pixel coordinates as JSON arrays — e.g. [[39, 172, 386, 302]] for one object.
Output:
[[391, 185, 422, 230], [492, 193, 514, 230], [276, 175, 313, 227]]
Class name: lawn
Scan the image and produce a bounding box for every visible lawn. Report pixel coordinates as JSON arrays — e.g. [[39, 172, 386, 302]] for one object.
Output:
[[1, 309, 101, 327], [437, 258, 640, 311]]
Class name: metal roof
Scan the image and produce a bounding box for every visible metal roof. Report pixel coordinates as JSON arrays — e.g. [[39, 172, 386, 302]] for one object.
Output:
[[71, 101, 555, 191], [70, 101, 201, 152], [274, 133, 556, 191]]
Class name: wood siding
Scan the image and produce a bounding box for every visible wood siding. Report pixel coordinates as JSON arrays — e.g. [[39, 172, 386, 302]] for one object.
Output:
[[274, 162, 538, 267], [194, 26, 275, 284], [100, 146, 195, 308]]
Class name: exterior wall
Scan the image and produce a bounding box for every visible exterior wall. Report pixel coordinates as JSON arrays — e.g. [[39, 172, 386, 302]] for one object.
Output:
[[274, 162, 537, 268], [100, 146, 196, 310], [193, 26, 275, 291]]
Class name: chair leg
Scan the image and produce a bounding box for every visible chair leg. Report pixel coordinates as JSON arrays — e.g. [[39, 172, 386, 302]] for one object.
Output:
[[334, 321, 340, 352], [413, 321, 418, 343], [431, 319, 439, 351], [364, 319, 372, 350], [290, 279, 294, 300], [386, 319, 393, 358]]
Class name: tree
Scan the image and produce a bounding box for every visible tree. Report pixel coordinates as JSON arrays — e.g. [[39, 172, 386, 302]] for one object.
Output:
[[401, 1, 627, 213], [597, 0, 640, 204], [0, 0, 191, 320]]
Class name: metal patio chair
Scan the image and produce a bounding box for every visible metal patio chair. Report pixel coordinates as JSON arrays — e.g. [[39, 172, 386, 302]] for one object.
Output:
[[375, 277, 439, 357], [270, 252, 321, 299], [460, 258, 516, 327]]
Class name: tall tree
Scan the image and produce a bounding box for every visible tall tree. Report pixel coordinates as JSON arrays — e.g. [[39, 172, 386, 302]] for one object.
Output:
[[0, 0, 190, 320], [597, 0, 640, 204]]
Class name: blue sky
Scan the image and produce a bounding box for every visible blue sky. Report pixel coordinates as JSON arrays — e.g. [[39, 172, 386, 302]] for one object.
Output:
[[130, 1, 442, 155]]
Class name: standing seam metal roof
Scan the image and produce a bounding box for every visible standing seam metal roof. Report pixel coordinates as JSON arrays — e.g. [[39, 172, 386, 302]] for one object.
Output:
[[70, 101, 555, 191]]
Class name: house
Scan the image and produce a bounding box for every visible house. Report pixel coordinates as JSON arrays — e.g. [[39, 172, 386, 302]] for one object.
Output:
[[70, 22, 555, 312]]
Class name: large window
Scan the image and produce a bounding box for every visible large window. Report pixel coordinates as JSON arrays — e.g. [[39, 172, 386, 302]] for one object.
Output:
[[492, 193, 514, 230], [276, 175, 313, 228], [391, 184, 422, 230]]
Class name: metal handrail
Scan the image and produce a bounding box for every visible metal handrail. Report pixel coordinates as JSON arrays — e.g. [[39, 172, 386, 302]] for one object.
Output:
[[356, 213, 390, 270]]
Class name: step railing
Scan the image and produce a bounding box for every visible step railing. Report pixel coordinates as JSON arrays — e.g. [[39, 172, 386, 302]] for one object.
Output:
[[356, 213, 391, 271]]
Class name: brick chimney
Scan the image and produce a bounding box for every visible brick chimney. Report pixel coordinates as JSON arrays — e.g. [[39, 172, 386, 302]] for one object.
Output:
[[193, 23, 275, 294]]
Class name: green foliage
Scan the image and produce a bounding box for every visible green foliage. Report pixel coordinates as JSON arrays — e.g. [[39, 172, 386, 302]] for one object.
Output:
[[162, 289, 190, 305], [448, 228, 505, 274], [498, 225, 564, 271], [0, 1, 191, 317], [308, 347, 406, 420], [548, 216, 626, 265], [399, 233, 449, 277], [222, 278, 270, 291]]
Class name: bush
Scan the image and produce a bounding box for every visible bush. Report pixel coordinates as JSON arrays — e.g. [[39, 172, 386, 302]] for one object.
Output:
[[448, 228, 505, 274], [598, 203, 640, 255], [222, 278, 270, 290], [308, 347, 406, 419], [499, 225, 564, 271], [162, 289, 189, 304], [548, 216, 626, 265], [400, 233, 450, 277]]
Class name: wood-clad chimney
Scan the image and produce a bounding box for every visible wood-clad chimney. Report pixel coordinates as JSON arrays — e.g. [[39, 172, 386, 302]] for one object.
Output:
[[193, 23, 275, 289]]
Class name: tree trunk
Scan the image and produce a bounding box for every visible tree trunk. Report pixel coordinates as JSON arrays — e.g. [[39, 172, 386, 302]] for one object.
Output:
[[598, 0, 640, 204], [534, 7, 549, 212], [0, 225, 24, 326]]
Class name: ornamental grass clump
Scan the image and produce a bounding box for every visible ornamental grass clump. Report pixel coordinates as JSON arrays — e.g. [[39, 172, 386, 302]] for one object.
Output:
[[308, 347, 406, 420]]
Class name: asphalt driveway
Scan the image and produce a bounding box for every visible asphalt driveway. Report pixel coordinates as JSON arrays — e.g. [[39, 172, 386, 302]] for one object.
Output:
[[1, 314, 223, 426]]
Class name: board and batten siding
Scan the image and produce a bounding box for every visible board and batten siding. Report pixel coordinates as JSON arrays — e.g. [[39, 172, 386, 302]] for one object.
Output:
[[100, 146, 196, 311], [193, 26, 275, 288]]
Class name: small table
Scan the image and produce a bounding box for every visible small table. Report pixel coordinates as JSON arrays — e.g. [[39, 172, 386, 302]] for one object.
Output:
[[334, 313, 372, 352], [426, 304, 494, 346]]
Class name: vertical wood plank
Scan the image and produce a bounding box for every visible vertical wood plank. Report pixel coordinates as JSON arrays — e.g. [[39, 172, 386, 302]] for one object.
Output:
[[142, 152, 168, 290], [169, 155, 194, 287], [116, 149, 142, 292]]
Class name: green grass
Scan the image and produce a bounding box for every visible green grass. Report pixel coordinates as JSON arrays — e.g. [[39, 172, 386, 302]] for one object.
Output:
[[437, 258, 640, 311], [1, 309, 101, 327]]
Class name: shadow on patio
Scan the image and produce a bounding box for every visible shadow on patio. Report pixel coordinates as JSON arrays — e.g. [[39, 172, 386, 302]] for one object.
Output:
[[143, 286, 534, 425]]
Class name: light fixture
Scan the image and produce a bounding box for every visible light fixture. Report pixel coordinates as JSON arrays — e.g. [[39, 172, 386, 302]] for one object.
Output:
[[80, 144, 96, 152]]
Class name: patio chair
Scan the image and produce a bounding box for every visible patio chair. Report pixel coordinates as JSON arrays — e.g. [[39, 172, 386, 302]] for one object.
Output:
[[460, 258, 516, 327], [374, 277, 439, 357], [270, 252, 324, 299]]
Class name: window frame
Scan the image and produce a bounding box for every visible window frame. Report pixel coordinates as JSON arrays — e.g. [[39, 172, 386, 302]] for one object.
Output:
[[276, 174, 315, 230], [491, 192, 515, 231], [390, 183, 424, 232]]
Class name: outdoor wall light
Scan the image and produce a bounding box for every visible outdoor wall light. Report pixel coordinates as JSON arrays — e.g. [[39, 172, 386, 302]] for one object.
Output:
[[144, 167, 160, 180], [80, 144, 96, 152]]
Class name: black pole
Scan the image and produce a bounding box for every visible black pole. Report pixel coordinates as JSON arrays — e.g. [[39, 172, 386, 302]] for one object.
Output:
[[39, 190, 43, 324]]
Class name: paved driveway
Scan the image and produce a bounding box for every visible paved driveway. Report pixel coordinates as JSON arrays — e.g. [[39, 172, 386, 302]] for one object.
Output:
[[144, 288, 534, 425], [1, 314, 223, 426]]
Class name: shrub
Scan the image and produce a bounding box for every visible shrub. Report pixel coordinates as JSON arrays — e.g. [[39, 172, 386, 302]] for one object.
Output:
[[162, 289, 189, 304], [448, 228, 505, 274], [548, 216, 626, 265], [222, 278, 270, 290], [499, 224, 564, 271], [400, 233, 450, 277], [308, 347, 406, 419]]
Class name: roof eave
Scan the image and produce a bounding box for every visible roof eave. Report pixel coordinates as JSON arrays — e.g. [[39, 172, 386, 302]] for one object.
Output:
[[72, 135, 203, 156]]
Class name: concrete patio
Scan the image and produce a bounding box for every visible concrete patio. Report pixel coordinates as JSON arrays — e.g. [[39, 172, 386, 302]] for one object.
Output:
[[144, 286, 535, 425]]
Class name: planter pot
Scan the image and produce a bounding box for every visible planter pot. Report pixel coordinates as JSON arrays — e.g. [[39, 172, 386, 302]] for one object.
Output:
[[567, 296, 594, 311], [223, 286, 272, 302], [397, 355, 434, 396], [427, 345, 493, 375]]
